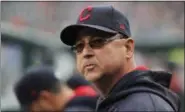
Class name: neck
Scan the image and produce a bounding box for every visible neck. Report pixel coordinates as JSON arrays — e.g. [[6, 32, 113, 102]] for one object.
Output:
[[94, 75, 118, 97], [94, 62, 136, 97], [62, 86, 75, 103], [60, 86, 75, 111]]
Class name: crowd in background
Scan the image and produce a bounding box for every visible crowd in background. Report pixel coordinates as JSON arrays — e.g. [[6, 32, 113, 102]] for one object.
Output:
[[1, 2, 183, 38]]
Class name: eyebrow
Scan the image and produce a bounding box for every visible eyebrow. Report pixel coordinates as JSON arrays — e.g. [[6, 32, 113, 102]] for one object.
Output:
[[75, 36, 90, 44], [75, 35, 107, 45]]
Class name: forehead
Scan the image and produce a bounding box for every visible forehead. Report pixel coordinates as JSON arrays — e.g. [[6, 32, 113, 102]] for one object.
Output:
[[76, 27, 115, 42]]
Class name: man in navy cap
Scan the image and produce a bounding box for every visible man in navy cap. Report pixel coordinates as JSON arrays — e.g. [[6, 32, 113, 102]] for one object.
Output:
[[14, 66, 75, 111], [60, 5, 180, 112]]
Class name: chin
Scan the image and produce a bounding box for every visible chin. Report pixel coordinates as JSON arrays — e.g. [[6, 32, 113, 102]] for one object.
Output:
[[84, 72, 102, 82]]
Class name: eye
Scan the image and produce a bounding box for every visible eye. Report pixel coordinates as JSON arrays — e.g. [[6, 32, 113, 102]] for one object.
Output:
[[72, 43, 84, 53], [90, 38, 106, 48], [92, 38, 105, 44]]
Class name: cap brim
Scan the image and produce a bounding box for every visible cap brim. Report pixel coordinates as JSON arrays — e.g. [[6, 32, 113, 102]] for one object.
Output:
[[60, 24, 116, 46]]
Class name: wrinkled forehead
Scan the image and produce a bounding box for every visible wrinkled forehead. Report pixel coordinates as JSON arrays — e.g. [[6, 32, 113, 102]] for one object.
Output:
[[75, 27, 115, 42]]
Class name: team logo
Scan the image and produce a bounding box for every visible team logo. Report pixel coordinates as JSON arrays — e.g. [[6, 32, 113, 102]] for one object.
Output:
[[79, 6, 92, 22]]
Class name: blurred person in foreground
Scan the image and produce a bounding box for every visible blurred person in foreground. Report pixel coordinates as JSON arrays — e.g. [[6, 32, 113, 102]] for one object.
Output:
[[60, 5, 181, 112], [167, 61, 183, 94], [67, 73, 97, 96], [14, 66, 96, 112], [64, 74, 98, 111]]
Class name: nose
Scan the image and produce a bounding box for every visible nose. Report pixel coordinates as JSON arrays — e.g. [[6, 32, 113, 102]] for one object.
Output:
[[82, 43, 94, 59]]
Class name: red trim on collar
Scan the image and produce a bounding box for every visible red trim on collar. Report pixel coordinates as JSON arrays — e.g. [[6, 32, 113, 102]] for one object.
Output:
[[134, 66, 149, 71], [74, 86, 97, 97]]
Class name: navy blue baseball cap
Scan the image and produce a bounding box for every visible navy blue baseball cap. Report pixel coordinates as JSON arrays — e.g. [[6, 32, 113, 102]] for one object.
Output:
[[14, 66, 61, 108], [60, 5, 131, 46]]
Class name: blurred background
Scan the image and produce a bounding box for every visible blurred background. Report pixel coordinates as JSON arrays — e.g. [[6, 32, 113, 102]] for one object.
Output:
[[1, 1, 184, 111]]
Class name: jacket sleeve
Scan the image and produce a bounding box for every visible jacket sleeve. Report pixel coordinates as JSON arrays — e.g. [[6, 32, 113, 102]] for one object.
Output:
[[64, 106, 94, 112], [115, 92, 174, 111], [64, 96, 97, 112]]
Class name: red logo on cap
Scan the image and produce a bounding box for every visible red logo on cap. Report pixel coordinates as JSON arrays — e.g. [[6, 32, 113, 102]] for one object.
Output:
[[79, 6, 92, 22], [120, 24, 125, 30]]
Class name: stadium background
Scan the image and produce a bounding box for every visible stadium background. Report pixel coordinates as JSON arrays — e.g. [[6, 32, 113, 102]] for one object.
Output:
[[1, 1, 184, 111]]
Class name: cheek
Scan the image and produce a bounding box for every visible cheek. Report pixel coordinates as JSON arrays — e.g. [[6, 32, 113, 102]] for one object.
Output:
[[99, 55, 118, 69], [39, 99, 52, 110], [95, 48, 123, 70], [76, 57, 82, 73], [53, 93, 65, 108]]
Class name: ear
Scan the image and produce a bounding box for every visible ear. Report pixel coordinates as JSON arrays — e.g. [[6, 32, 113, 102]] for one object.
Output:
[[124, 38, 135, 59], [38, 91, 54, 109]]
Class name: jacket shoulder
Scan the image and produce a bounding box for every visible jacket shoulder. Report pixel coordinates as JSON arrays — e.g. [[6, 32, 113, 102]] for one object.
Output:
[[114, 92, 174, 111]]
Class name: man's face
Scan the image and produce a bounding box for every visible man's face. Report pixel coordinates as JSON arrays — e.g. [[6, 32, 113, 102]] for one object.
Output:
[[74, 29, 134, 82], [30, 85, 72, 112]]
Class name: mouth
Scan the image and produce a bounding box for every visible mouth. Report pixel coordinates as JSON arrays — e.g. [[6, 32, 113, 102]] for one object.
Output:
[[84, 64, 95, 71]]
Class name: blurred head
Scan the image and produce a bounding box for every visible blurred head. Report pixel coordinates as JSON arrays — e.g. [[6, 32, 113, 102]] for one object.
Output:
[[166, 61, 178, 73], [67, 74, 97, 96], [14, 66, 74, 112], [60, 5, 135, 83], [67, 73, 92, 89]]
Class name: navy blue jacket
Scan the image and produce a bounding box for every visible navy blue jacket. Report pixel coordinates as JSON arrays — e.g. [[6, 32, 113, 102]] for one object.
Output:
[[96, 70, 180, 112], [64, 96, 98, 112]]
